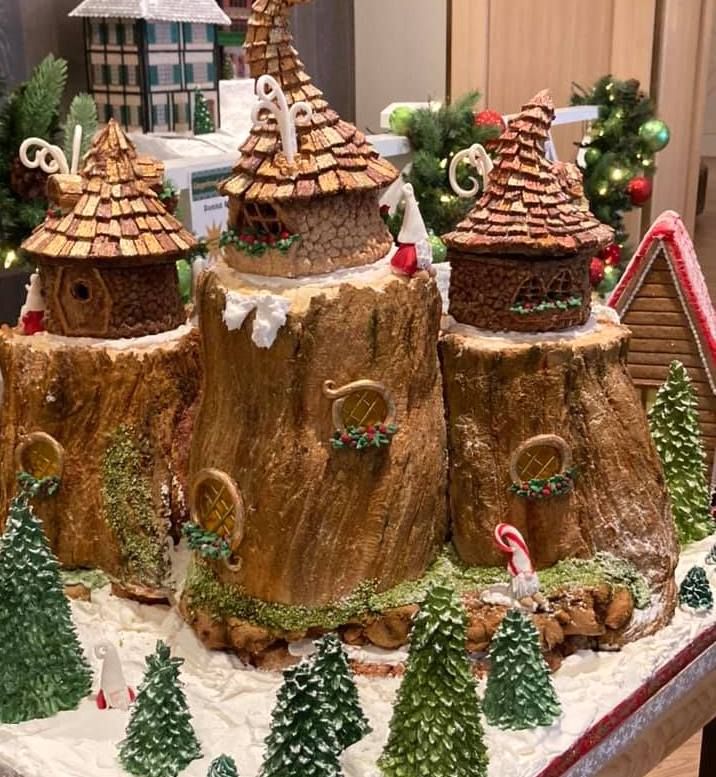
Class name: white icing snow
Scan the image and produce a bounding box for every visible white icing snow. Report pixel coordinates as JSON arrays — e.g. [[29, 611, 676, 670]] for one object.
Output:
[[0, 540, 714, 777], [222, 292, 292, 349], [21, 323, 194, 354]]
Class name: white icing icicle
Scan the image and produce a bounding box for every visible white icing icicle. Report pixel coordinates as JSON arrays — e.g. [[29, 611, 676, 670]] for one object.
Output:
[[223, 290, 291, 349]]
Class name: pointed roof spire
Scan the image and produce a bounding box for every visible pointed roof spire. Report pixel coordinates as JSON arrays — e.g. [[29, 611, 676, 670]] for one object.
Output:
[[444, 90, 613, 256], [221, 0, 398, 203], [22, 120, 196, 264]]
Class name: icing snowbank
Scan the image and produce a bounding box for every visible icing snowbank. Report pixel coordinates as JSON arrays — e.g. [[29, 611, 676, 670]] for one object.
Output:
[[0, 540, 713, 777]]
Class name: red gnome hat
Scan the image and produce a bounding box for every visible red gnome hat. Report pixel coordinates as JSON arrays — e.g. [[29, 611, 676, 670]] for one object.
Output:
[[391, 183, 431, 278]]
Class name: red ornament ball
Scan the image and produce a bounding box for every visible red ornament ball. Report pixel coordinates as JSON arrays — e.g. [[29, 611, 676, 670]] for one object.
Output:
[[627, 175, 653, 206], [589, 257, 606, 287], [474, 109, 506, 133], [600, 243, 622, 267]]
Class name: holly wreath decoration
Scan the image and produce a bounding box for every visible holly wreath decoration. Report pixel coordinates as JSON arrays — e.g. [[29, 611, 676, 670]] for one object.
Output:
[[572, 76, 670, 294]]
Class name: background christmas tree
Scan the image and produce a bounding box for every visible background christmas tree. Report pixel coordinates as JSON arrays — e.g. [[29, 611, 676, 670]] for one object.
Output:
[[679, 566, 713, 611], [706, 542, 716, 565], [193, 89, 216, 135], [571, 75, 670, 292], [648, 360, 714, 544], [0, 481, 92, 723], [483, 608, 561, 730], [260, 660, 341, 777], [378, 584, 488, 777], [118, 640, 202, 777], [208, 754, 239, 777], [391, 93, 500, 237], [313, 633, 370, 750]]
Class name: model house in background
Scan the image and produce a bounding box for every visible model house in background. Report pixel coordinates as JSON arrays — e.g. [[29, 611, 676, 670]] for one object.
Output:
[[608, 211, 716, 481], [217, 0, 252, 78], [69, 0, 230, 133]]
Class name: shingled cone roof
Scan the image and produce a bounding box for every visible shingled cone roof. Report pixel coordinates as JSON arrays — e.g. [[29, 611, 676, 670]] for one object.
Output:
[[444, 90, 613, 256], [22, 120, 196, 266], [221, 0, 399, 203]]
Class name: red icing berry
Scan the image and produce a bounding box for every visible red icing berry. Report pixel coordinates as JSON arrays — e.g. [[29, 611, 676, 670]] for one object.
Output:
[[280, 230, 291, 240]]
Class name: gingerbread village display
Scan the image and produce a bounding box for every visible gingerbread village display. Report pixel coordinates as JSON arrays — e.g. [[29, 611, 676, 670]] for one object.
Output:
[[0, 0, 714, 775]]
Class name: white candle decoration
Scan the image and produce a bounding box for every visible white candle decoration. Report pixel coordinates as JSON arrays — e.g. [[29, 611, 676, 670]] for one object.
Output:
[[251, 74, 313, 165], [448, 143, 494, 199]]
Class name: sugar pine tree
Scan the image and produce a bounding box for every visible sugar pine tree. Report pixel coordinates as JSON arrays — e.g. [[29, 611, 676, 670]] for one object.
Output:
[[193, 89, 215, 135], [260, 660, 341, 777], [313, 633, 370, 750], [679, 566, 713, 611], [208, 754, 239, 777], [118, 640, 202, 777], [378, 584, 488, 777], [649, 361, 714, 544], [483, 608, 561, 730], [0, 481, 92, 723]]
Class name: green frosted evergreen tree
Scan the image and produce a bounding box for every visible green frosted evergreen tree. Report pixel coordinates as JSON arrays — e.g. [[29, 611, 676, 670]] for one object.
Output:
[[679, 566, 713, 611], [118, 640, 202, 777], [260, 660, 341, 777], [193, 89, 215, 135], [649, 360, 713, 544], [313, 633, 370, 750], [378, 584, 488, 777], [483, 608, 561, 730], [0, 482, 92, 723], [706, 542, 716, 565], [208, 754, 239, 777]]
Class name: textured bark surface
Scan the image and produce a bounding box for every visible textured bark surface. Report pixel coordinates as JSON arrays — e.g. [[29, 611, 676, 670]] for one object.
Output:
[[448, 251, 592, 332], [188, 261, 448, 606], [0, 326, 200, 591], [440, 319, 678, 633]]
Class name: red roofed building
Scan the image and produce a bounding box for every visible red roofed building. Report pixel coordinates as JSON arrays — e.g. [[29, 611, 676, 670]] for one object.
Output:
[[608, 210, 716, 479]]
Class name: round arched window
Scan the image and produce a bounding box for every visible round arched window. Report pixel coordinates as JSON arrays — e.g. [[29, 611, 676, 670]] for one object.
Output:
[[509, 435, 575, 499], [15, 431, 65, 481], [323, 379, 399, 450], [190, 469, 245, 570]]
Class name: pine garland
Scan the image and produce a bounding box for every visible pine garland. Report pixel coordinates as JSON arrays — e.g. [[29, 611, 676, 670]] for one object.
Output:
[[312, 633, 371, 750], [378, 584, 488, 777], [648, 361, 714, 544], [678, 566, 713, 611], [260, 661, 342, 777], [182, 522, 231, 561], [483, 608, 561, 730], [0, 479, 92, 723], [118, 640, 202, 777]]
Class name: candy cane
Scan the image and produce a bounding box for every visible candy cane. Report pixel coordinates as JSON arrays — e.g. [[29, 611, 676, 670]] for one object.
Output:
[[494, 523, 534, 577]]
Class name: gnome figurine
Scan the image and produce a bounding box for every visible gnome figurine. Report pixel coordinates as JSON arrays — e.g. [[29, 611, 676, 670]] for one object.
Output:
[[390, 183, 433, 278], [18, 272, 45, 335], [94, 640, 135, 710], [494, 523, 550, 612]]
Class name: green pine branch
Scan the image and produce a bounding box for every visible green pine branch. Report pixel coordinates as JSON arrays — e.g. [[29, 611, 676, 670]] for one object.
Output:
[[63, 93, 98, 162], [18, 54, 68, 141]]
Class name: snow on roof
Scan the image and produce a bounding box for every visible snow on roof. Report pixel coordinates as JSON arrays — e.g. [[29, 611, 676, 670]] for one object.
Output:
[[69, 0, 230, 25], [608, 210, 716, 390]]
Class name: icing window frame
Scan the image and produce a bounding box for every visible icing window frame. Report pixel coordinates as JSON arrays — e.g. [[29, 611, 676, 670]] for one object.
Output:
[[509, 434, 572, 485], [239, 202, 287, 237], [15, 431, 65, 481], [322, 379, 397, 433], [190, 468, 245, 571]]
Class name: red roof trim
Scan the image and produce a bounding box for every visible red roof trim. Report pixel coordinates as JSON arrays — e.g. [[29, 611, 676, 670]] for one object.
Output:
[[608, 210, 716, 390]]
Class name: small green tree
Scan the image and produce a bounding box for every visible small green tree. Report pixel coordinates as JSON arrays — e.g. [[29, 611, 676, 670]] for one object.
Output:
[[483, 608, 561, 730], [222, 53, 234, 80], [378, 584, 488, 777], [679, 566, 713, 611], [0, 480, 92, 723], [649, 361, 714, 544], [193, 89, 215, 135], [208, 754, 239, 777], [260, 661, 341, 777], [313, 633, 370, 750], [118, 640, 202, 777], [706, 542, 716, 565]]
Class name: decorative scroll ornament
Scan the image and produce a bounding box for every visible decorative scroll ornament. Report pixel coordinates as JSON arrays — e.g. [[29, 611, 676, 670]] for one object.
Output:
[[251, 74, 313, 165], [448, 142, 493, 199], [19, 124, 84, 176]]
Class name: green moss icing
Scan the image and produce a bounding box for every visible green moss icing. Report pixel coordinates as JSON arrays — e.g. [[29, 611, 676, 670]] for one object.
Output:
[[184, 545, 650, 632], [101, 426, 168, 588], [60, 568, 110, 590]]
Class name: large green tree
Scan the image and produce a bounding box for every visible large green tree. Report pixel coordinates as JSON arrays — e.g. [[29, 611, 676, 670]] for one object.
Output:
[[260, 661, 342, 777], [649, 360, 714, 543], [0, 481, 92, 723], [313, 633, 370, 750], [378, 584, 488, 777], [118, 640, 202, 777], [483, 608, 561, 730]]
